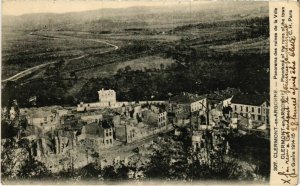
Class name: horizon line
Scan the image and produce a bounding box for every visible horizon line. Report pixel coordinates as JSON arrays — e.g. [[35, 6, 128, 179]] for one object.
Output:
[[3, 0, 216, 16]]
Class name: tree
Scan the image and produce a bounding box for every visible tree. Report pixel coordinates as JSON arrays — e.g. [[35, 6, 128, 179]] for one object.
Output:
[[69, 71, 78, 82], [116, 164, 130, 180], [144, 149, 170, 179], [1, 138, 21, 179], [19, 116, 28, 131], [124, 66, 132, 73], [57, 59, 65, 69], [75, 163, 102, 180], [136, 114, 142, 123], [91, 152, 99, 159], [102, 165, 117, 180], [17, 158, 50, 179], [1, 121, 18, 139], [2, 81, 18, 108], [1, 138, 50, 180], [143, 131, 253, 181], [206, 151, 242, 180]]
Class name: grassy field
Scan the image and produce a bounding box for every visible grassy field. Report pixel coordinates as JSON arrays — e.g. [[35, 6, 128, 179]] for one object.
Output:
[[209, 37, 269, 54], [76, 55, 175, 78], [24, 17, 269, 80], [47, 31, 181, 43], [1, 31, 113, 79], [2, 11, 269, 79]]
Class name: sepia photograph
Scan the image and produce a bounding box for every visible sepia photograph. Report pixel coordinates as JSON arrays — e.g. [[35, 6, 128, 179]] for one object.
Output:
[[1, 0, 272, 184]]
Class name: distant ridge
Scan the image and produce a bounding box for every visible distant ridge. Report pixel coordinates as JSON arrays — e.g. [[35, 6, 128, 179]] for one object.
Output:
[[3, 2, 268, 32]]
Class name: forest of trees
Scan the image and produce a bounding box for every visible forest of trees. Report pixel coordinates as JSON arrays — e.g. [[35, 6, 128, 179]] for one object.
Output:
[[77, 49, 269, 103]]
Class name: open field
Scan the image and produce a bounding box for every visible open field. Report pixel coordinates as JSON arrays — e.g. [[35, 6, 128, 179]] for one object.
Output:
[[48, 31, 182, 42], [20, 16, 269, 80], [74, 55, 174, 78], [2, 2, 269, 107], [209, 37, 269, 54], [1, 31, 114, 79], [2, 1, 268, 80]]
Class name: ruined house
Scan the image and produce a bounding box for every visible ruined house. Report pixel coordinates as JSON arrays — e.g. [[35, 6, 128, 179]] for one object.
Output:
[[78, 120, 114, 148]]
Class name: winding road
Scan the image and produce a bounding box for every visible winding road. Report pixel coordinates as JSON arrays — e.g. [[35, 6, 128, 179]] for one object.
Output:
[[2, 34, 119, 83]]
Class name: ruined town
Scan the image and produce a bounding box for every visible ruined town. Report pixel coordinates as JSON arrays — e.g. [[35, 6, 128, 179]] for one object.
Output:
[[2, 87, 270, 181], [2, 1, 271, 184]]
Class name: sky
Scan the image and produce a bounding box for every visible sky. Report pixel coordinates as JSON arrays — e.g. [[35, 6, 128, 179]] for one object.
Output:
[[2, 0, 201, 16]]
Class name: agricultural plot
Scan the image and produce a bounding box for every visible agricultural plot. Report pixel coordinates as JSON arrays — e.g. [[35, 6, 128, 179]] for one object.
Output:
[[2, 31, 113, 79]]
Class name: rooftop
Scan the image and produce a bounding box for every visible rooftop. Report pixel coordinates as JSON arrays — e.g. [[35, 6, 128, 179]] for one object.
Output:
[[25, 110, 55, 118], [98, 88, 115, 93], [21, 106, 67, 118], [170, 92, 206, 104]]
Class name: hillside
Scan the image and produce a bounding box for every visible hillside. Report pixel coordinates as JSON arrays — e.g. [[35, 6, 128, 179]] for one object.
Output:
[[3, 2, 268, 32], [2, 1, 269, 107]]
